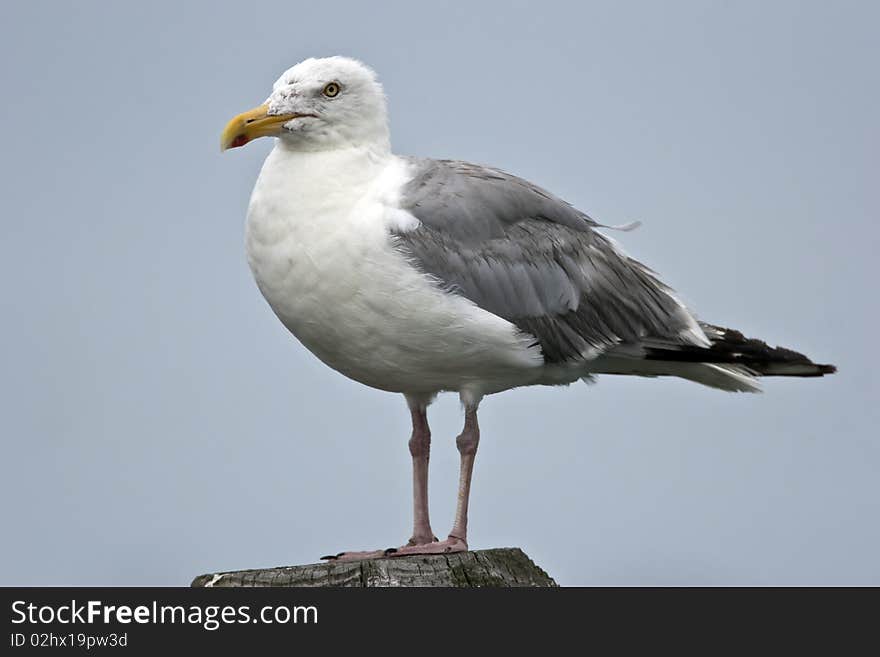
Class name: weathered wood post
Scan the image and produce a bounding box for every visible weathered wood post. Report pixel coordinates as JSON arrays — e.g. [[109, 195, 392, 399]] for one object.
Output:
[[192, 547, 557, 587]]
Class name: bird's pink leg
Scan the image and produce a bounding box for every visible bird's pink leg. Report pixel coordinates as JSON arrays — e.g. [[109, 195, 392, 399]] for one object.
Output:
[[448, 407, 479, 546], [407, 405, 438, 546], [321, 397, 438, 562], [390, 405, 479, 556]]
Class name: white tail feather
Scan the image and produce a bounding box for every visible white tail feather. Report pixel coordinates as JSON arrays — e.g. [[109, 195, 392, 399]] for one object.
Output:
[[584, 357, 762, 393]]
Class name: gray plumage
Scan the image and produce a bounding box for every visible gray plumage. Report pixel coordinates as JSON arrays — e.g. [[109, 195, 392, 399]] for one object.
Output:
[[394, 158, 701, 363]]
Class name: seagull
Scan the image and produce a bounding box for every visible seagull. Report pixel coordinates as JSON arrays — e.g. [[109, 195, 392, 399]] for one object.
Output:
[[221, 56, 835, 560]]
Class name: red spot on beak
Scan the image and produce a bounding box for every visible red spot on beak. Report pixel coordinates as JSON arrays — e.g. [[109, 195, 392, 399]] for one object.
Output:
[[230, 134, 249, 148]]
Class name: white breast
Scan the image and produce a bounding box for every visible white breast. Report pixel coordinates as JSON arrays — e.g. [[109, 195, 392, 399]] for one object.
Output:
[[244, 144, 544, 396]]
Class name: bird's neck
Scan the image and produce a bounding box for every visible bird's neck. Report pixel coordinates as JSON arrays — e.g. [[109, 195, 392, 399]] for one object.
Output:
[[265, 140, 392, 191], [248, 141, 397, 234]]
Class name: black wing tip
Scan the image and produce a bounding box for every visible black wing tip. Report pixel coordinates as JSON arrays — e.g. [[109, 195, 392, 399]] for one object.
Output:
[[753, 359, 837, 377], [650, 323, 838, 378]]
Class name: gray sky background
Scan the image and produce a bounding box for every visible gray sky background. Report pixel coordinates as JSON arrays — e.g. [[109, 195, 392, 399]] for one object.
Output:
[[1, 0, 877, 585]]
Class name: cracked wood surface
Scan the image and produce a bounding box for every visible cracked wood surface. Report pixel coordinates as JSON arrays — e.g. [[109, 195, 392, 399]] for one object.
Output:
[[191, 547, 557, 587]]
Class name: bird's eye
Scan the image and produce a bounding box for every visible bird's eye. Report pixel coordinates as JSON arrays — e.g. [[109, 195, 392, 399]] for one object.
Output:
[[322, 82, 341, 98]]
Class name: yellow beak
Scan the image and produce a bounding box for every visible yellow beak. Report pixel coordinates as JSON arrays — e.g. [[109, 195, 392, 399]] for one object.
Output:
[[220, 104, 300, 151]]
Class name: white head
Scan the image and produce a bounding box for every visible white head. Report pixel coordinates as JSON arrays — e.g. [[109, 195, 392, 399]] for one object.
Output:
[[221, 56, 390, 153]]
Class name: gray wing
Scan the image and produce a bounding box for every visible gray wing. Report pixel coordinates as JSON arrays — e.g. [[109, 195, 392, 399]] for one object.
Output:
[[393, 158, 702, 363]]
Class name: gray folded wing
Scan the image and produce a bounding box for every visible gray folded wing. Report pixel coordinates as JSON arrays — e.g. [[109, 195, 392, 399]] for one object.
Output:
[[393, 158, 702, 363]]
